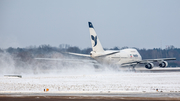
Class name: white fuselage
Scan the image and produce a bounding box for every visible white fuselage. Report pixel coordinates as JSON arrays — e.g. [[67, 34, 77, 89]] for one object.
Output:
[[90, 48, 142, 65]]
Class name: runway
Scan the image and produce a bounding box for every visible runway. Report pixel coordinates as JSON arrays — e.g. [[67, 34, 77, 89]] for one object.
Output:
[[1, 67, 180, 100], [1, 92, 180, 101]]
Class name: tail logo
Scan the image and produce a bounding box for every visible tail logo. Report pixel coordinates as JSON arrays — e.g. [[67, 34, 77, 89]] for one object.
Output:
[[91, 35, 97, 47]]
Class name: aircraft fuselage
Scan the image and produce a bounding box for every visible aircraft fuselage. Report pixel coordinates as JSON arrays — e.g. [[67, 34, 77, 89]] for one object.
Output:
[[91, 48, 142, 65]]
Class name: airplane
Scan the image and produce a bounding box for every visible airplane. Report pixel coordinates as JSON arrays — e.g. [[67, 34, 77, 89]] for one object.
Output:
[[68, 22, 176, 70]]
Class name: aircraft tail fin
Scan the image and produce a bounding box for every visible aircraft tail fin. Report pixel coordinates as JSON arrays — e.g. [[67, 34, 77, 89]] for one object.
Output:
[[88, 22, 104, 53]]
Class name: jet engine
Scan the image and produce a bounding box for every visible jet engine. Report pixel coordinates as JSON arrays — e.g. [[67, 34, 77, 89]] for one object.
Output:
[[145, 63, 154, 69], [159, 61, 168, 68]]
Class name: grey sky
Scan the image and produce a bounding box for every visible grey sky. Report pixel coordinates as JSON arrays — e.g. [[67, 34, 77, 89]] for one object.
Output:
[[0, 0, 180, 49]]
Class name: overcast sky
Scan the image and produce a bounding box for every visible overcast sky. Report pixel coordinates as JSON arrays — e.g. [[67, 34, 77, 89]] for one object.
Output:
[[0, 0, 180, 49]]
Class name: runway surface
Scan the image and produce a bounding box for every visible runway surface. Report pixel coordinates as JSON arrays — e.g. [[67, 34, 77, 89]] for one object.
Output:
[[1, 92, 180, 101], [1, 67, 180, 100]]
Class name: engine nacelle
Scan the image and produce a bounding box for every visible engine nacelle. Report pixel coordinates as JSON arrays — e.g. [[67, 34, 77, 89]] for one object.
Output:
[[145, 63, 154, 69], [159, 61, 168, 68]]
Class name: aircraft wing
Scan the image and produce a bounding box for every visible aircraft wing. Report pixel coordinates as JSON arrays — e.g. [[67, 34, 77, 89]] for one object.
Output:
[[139, 58, 176, 64], [121, 58, 176, 66]]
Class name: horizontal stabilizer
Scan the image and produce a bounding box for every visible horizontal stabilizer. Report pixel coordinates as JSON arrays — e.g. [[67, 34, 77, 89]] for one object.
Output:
[[35, 58, 97, 64], [68, 52, 90, 57], [96, 51, 119, 57]]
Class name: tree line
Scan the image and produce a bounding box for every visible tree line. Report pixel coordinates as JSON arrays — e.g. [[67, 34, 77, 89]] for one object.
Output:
[[0, 44, 179, 67]]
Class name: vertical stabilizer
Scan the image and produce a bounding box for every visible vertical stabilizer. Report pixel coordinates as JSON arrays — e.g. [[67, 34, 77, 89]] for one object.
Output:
[[88, 22, 104, 52]]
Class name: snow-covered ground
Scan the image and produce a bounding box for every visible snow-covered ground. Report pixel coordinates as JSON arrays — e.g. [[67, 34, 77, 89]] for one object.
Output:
[[0, 52, 179, 93], [1, 70, 180, 93]]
